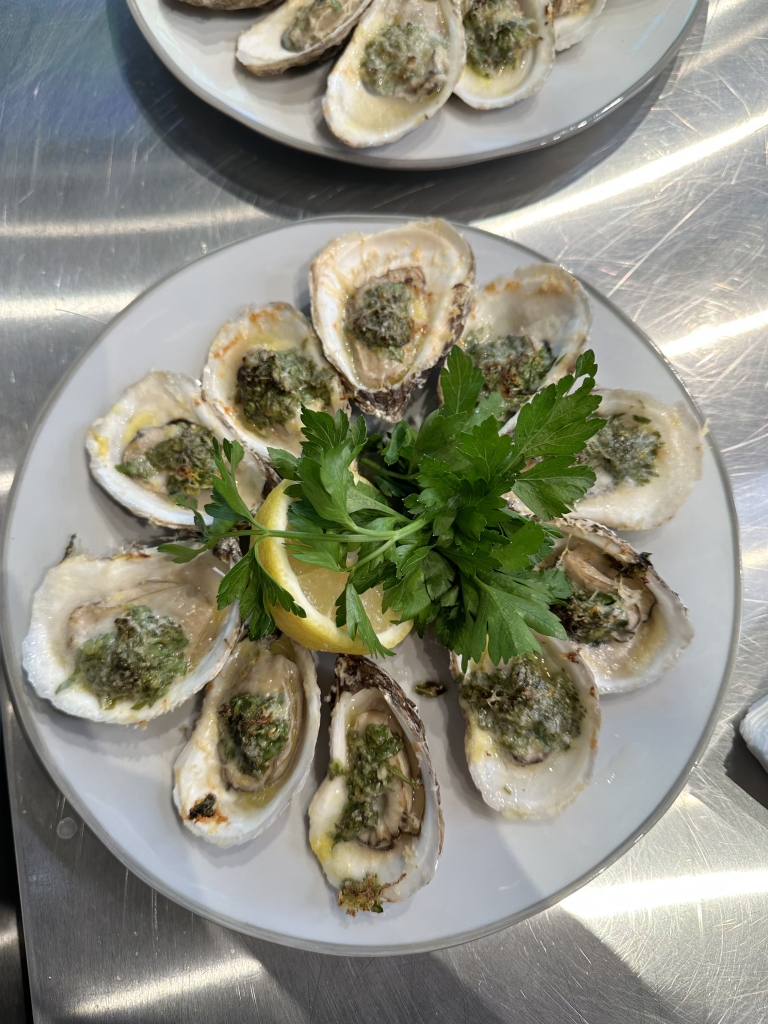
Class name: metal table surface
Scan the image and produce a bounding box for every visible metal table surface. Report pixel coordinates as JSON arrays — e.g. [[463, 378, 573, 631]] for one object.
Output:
[[1, 0, 767, 1019]]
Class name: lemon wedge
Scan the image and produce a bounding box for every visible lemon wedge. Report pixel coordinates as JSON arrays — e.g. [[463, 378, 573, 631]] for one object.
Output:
[[255, 480, 413, 654]]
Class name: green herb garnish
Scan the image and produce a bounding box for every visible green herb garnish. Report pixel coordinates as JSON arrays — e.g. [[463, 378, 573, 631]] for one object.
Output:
[[577, 413, 661, 488], [338, 874, 386, 915], [218, 692, 289, 780], [235, 348, 334, 430], [554, 586, 629, 645], [360, 23, 448, 100], [461, 653, 585, 764], [61, 604, 189, 709], [333, 723, 420, 845], [415, 681, 447, 698], [117, 421, 217, 498], [464, 0, 538, 78], [159, 346, 604, 670]]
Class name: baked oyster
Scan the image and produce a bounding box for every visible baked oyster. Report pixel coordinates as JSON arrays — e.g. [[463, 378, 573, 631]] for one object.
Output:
[[455, 0, 555, 110], [173, 634, 320, 846], [237, 0, 374, 75], [309, 655, 443, 914], [202, 302, 348, 461], [86, 371, 268, 529], [22, 545, 240, 724], [455, 263, 590, 429], [323, 0, 465, 148], [310, 219, 475, 420], [552, 0, 606, 51], [451, 635, 599, 818], [543, 519, 693, 694], [572, 389, 704, 530]]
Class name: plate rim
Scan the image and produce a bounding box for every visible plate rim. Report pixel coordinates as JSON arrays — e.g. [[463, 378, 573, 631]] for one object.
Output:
[[123, 0, 707, 170], [0, 214, 742, 956]]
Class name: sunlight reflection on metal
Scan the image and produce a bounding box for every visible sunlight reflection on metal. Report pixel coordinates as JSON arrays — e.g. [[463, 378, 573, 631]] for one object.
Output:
[[477, 111, 768, 236], [663, 309, 768, 358], [563, 870, 768, 920], [0, 208, 259, 240], [741, 544, 768, 569], [0, 292, 137, 323], [72, 954, 267, 1018]]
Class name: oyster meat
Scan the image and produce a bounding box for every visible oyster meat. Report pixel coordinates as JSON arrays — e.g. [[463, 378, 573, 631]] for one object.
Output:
[[323, 0, 465, 148], [451, 635, 600, 817], [87, 371, 268, 529], [237, 0, 374, 75], [552, 0, 606, 51], [455, 263, 590, 430], [202, 302, 348, 461], [23, 546, 240, 724], [455, 0, 555, 111], [174, 634, 320, 847], [309, 655, 443, 914], [310, 219, 475, 420], [573, 389, 704, 530], [544, 519, 694, 694]]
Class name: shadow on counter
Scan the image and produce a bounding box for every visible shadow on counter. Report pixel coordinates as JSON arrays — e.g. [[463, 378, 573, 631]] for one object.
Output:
[[106, 0, 705, 225]]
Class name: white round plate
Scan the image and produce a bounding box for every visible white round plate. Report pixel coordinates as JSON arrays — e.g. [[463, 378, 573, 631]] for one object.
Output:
[[126, 0, 704, 169], [1, 218, 738, 955]]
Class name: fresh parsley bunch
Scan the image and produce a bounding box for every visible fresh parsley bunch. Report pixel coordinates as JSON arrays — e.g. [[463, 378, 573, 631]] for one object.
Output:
[[160, 346, 605, 669]]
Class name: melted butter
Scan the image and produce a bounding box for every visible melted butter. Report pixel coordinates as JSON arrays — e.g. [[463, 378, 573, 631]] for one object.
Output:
[[121, 409, 162, 447]]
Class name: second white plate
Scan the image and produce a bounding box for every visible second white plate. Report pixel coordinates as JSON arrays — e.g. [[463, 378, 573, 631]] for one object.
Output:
[[126, 0, 703, 169], [1, 218, 738, 954]]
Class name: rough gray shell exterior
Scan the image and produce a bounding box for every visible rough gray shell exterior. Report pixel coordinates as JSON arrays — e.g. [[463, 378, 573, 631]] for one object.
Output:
[[330, 279, 474, 421], [179, 0, 274, 8]]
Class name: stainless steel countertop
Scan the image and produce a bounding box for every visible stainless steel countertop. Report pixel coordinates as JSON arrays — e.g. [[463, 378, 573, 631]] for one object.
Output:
[[2, 0, 767, 1019]]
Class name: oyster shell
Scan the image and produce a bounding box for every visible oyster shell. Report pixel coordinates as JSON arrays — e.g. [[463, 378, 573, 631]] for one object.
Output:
[[451, 635, 600, 817], [572, 389, 704, 530], [173, 634, 320, 847], [237, 0, 373, 75], [22, 546, 240, 724], [179, 0, 276, 8], [455, 0, 555, 111], [553, 0, 606, 51], [323, 0, 465, 148], [543, 519, 694, 694], [86, 371, 268, 529], [740, 694, 768, 775], [455, 263, 590, 430], [308, 655, 444, 914], [310, 219, 475, 420], [202, 302, 348, 461]]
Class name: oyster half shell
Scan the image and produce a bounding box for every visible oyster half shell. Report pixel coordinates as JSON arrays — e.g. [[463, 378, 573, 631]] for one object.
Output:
[[553, 0, 606, 51], [179, 0, 277, 8], [572, 389, 704, 530], [237, 0, 374, 75], [202, 302, 348, 461], [455, 0, 555, 110], [451, 636, 600, 818], [22, 546, 240, 724], [173, 634, 320, 847], [740, 694, 768, 775], [86, 371, 268, 529], [455, 262, 591, 431], [310, 219, 475, 420], [309, 655, 444, 914], [544, 519, 694, 694], [323, 0, 465, 148]]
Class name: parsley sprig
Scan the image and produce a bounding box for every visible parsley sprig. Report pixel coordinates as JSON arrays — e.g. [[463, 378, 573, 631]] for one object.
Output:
[[160, 347, 605, 669]]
